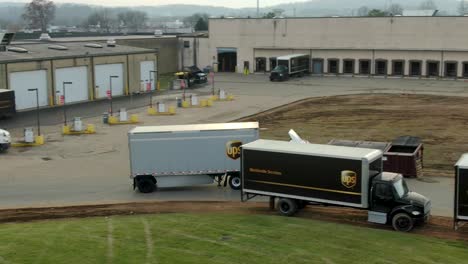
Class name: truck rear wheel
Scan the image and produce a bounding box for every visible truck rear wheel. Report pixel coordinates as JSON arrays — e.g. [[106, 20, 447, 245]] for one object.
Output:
[[136, 177, 156, 193], [392, 213, 414, 232], [277, 198, 298, 216], [229, 175, 242, 190]]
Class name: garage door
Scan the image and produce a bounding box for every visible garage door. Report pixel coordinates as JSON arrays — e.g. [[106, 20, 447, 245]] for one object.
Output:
[[9, 70, 48, 110], [55, 66, 88, 104], [140, 61, 156, 91], [94, 64, 124, 99]]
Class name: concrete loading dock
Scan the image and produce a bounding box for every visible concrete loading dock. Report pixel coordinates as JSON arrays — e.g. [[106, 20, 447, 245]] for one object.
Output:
[[0, 42, 157, 111]]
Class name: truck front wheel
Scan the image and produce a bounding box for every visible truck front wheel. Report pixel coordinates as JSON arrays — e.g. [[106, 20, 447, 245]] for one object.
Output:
[[229, 175, 242, 190], [277, 198, 298, 216], [392, 213, 414, 232], [136, 177, 156, 193]]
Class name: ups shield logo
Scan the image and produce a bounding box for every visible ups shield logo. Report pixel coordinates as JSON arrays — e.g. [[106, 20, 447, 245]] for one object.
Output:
[[226, 141, 242, 160], [341, 170, 357, 189]]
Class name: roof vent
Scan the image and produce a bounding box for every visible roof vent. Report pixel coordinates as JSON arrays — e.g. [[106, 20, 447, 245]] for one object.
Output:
[[106, 39, 116, 47], [48, 45, 68, 50], [85, 43, 103, 48], [7, 47, 28, 53], [39, 33, 51, 41]]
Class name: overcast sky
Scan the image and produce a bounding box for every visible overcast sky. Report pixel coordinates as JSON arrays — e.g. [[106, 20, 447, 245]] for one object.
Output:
[[2, 0, 309, 8]]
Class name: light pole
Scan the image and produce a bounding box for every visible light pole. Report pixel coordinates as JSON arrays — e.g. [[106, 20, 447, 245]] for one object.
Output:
[[109, 75, 118, 116], [62, 81, 72, 126], [149, 70, 157, 108], [27, 88, 41, 136]]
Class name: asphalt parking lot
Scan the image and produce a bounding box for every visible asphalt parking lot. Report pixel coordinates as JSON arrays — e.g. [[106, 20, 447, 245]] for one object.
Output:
[[1, 73, 467, 216]]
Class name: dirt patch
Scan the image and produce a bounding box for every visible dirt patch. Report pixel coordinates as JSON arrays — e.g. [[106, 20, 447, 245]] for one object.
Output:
[[0, 201, 466, 242], [238, 94, 468, 176]]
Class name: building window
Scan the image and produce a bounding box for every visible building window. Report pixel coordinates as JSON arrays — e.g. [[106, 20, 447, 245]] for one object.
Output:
[[392, 60, 404, 76], [445, 61, 458, 78], [328, 59, 339, 74], [359, 60, 371, 75], [343, 59, 355, 74], [426, 61, 439, 77], [183, 41, 190, 48], [375, 60, 387, 75], [409, 61, 422, 76], [463, 62, 468, 78]]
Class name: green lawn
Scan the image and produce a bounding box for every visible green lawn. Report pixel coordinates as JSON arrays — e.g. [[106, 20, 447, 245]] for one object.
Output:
[[0, 213, 466, 264]]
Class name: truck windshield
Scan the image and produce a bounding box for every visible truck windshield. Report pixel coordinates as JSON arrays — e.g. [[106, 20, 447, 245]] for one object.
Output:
[[369, 158, 382, 177], [393, 178, 409, 198], [273, 65, 288, 72]]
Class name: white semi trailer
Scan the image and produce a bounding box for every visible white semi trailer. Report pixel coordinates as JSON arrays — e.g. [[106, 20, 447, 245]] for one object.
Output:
[[128, 122, 259, 193]]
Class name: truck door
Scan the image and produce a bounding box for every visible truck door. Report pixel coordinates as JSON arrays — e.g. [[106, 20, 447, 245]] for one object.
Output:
[[371, 183, 394, 213]]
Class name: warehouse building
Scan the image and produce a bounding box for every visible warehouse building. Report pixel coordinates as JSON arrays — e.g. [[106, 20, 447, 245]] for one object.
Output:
[[0, 42, 157, 110], [180, 16, 468, 79]]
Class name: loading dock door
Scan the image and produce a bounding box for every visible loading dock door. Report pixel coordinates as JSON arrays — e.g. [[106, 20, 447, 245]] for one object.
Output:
[[9, 70, 48, 110], [55, 66, 88, 104], [94, 64, 124, 99], [217, 48, 237, 72], [140, 61, 156, 92], [312, 59, 324, 74]]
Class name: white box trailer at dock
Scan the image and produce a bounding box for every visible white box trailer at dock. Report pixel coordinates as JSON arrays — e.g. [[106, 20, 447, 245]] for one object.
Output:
[[128, 122, 259, 193]]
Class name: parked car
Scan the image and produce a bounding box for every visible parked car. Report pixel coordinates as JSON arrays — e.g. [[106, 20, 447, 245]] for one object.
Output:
[[0, 128, 11, 152], [175, 66, 208, 87]]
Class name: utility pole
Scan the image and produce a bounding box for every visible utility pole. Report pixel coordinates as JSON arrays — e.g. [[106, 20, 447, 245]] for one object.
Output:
[[257, 0, 260, 18]]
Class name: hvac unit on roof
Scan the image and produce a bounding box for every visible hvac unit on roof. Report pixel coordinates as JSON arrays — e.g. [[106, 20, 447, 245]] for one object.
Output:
[[39, 33, 51, 41], [106, 39, 116, 47]]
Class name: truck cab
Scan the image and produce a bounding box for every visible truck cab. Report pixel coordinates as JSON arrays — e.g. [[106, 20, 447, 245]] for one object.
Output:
[[270, 65, 289, 81], [369, 172, 430, 231]]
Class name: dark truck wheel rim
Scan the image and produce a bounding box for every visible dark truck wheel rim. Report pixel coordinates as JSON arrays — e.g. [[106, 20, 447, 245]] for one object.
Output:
[[280, 203, 290, 213], [396, 217, 410, 230]]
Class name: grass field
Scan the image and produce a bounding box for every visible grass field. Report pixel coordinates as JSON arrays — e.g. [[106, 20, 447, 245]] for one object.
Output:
[[0, 213, 466, 264], [243, 94, 468, 176]]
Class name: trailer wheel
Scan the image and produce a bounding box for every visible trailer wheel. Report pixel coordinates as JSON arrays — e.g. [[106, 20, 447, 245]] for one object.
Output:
[[136, 177, 156, 193], [277, 198, 298, 216], [392, 213, 414, 232], [229, 175, 242, 190]]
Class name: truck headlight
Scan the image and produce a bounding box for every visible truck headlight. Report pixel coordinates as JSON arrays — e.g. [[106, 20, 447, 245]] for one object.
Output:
[[412, 211, 421, 216], [279, 74, 283, 76]]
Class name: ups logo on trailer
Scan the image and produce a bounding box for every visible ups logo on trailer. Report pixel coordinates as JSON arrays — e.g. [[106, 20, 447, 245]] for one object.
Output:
[[226, 141, 242, 160], [341, 170, 357, 189]]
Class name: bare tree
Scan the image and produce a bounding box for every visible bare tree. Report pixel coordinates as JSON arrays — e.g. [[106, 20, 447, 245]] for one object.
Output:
[[118, 11, 148, 32], [419, 0, 437, 10], [387, 4, 404, 15], [356, 6, 369, 16], [22, 0, 56, 32], [85, 9, 116, 33], [458, 0, 467, 15]]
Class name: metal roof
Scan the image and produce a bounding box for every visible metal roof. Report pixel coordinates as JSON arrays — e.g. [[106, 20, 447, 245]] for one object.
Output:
[[0, 42, 156, 63], [242, 139, 383, 161], [455, 154, 468, 169], [328, 139, 391, 152], [276, 54, 308, 60], [129, 122, 259, 134]]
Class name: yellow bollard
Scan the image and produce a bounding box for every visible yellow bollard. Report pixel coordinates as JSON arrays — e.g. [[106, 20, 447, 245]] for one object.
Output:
[[130, 114, 139, 123], [157, 81, 161, 91], [200, 100, 207, 107], [108, 116, 118, 124], [62, 125, 71, 135], [168, 106, 176, 114], [35, 135, 45, 145], [148, 107, 157, 115], [87, 124, 96, 133], [210, 95, 218, 101], [207, 99, 213, 106], [182, 100, 190, 108], [227, 94, 235, 101]]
